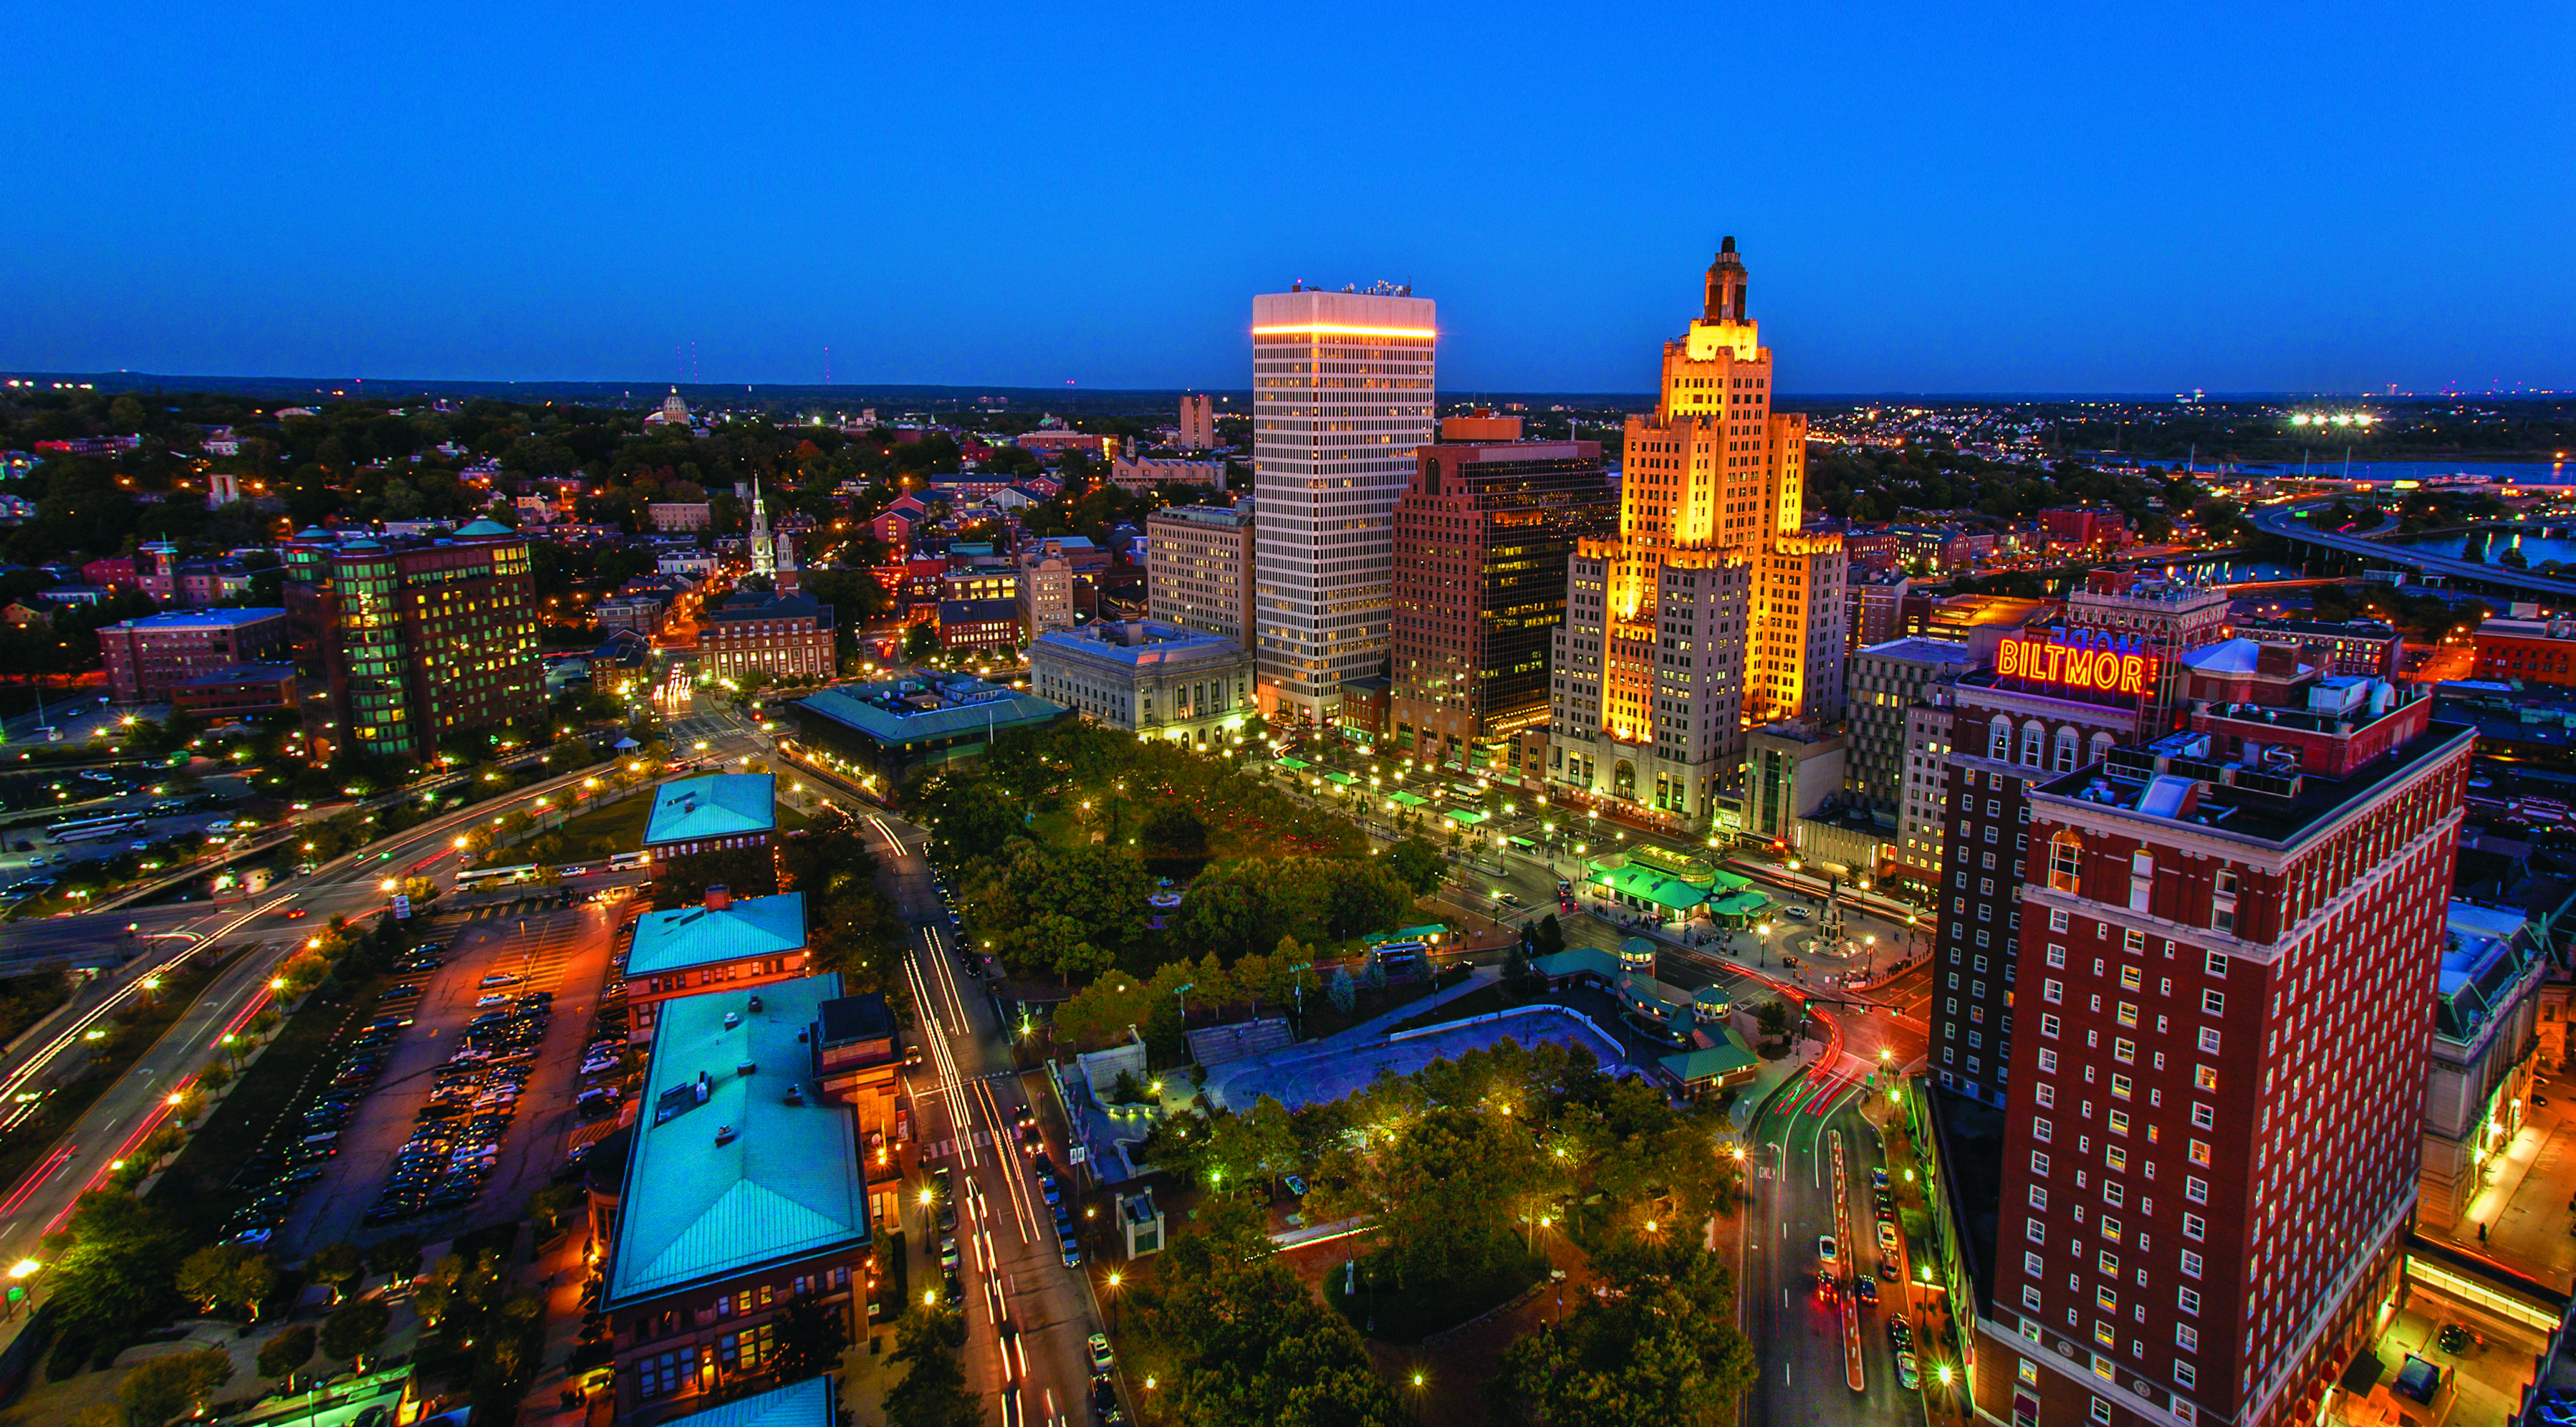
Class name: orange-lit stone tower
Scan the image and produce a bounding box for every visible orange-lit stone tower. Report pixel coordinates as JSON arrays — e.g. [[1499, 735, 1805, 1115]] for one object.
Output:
[[1542, 239, 1844, 826]]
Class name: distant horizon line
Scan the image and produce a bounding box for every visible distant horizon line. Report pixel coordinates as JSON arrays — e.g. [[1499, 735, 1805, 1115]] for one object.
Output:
[[4, 370, 2565, 406]]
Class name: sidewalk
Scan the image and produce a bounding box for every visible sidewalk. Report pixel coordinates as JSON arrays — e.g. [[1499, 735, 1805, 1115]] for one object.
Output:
[[515, 1225, 599, 1427]]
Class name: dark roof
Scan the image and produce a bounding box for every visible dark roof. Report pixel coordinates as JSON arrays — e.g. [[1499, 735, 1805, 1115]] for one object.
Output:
[[940, 598, 1020, 623], [818, 994, 895, 1047], [177, 662, 298, 687], [711, 592, 830, 628]]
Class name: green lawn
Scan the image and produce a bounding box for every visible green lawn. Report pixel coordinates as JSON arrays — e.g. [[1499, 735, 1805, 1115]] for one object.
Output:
[[1325, 1241, 1551, 1345], [529, 792, 652, 858]]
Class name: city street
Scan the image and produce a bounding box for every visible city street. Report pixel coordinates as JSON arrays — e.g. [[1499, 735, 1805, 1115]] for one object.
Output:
[[861, 807, 1110, 1427], [1740, 1076, 1926, 1427]]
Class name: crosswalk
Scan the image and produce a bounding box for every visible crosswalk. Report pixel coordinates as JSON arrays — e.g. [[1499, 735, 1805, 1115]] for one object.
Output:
[[918, 1130, 994, 1161]]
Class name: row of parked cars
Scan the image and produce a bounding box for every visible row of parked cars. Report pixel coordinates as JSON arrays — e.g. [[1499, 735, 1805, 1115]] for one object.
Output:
[[926, 870, 989, 979], [224, 1009, 415, 1245], [360, 986, 549, 1224]]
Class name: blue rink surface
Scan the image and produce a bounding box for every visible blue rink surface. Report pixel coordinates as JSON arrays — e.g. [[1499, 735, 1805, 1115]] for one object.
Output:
[[1206, 1009, 1643, 1112]]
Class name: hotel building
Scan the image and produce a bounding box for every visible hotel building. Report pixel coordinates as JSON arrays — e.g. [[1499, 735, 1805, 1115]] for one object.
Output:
[[1977, 669, 2470, 1427]]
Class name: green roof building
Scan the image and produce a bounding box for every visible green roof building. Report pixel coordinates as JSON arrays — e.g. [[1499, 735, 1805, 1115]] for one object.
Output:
[[604, 974, 872, 1423], [785, 674, 1070, 783], [644, 773, 779, 847], [643, 1375, 837, 1427], [642, 773, 781, 891], [625, 888, 813, 1042]]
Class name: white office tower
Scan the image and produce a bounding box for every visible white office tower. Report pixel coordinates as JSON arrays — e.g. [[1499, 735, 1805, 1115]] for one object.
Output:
[[1249, 285, 1436, 723]]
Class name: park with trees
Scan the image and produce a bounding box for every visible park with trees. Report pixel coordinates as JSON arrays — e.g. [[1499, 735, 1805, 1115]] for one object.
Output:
[[900, 720, 1458, 1060], [1115, 1035, 1756, 1424]]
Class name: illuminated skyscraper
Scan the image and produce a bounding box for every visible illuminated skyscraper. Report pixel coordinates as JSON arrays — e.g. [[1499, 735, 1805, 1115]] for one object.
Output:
[[1543, 239, 1842, 826], [1250, 285, 1436, 723]]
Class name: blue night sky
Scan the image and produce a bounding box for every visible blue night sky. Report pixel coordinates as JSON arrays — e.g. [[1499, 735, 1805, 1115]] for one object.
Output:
[[4, 1, 2570, 395]]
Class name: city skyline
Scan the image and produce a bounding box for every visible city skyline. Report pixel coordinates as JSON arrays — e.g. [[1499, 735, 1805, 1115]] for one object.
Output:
[[4, 4, 2569, 395]]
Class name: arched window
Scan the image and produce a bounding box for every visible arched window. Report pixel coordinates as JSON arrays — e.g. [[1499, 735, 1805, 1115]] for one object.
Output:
[[2053, 727, 2079, 773], [1989, 715, 2013, 761], [2021, 721, 2046, 767], [2090, 730, 2118, 766], [2049, 830, 2083, 892]]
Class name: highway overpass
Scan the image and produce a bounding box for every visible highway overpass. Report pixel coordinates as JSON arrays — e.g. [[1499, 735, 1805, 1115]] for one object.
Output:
[[2249, 501, 2576, 604]]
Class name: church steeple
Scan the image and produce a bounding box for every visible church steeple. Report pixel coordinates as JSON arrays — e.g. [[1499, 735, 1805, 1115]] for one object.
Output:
[[1703, 236, 1749, 324], [749, 474, 776, 578]]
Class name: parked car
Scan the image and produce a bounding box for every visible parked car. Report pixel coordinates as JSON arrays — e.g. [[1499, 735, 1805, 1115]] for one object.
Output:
[[1087, 1332, 1115, 1374]]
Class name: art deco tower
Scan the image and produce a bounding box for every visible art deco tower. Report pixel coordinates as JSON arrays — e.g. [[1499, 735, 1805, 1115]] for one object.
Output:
[[1544, 239, 1843, 825]]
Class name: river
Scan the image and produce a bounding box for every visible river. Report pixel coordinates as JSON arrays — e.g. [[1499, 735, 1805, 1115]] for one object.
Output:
[[2382, 522, 2576, 567]]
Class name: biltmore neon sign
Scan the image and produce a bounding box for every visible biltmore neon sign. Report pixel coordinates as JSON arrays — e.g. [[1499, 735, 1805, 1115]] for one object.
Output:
[[1996, 633, 2155, 696]]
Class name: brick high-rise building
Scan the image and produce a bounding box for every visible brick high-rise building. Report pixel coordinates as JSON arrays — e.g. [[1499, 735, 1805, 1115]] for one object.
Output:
[[1250, 285, 1436, 723], [1178, 392, 1216, 449], [1934, 573, 2238, 1105], [1147, 502, 1255, 648], [1542, 239, 1840, 829], [1979, 668, 2469, 1427], [282, 520, 542, 759], [1390, 421, 1613, 760]]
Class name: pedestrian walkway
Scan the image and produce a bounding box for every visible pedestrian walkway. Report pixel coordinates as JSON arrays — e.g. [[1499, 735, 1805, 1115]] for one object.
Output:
[[517, 1224, 600, 1427]]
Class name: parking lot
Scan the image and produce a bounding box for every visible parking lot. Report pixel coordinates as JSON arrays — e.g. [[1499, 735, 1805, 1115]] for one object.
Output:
[[274, 890, 630, 1255]]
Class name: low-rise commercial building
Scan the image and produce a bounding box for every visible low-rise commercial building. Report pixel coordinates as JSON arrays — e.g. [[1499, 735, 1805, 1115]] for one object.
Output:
[[1028, 620, 1256, 747], [1107, 453, 1226, 492], [785, 676, 1070, 783], [936, 598, 1022, 657], [2235, 615, 2404, 679], [97, 607, 291, 705], [699, 592, 835, 686], [2474, 616, 2576, 687], [599, 975, 873, 1426], [623, 886, 810, 1041], [2418, 898, 2552, 1234], [643, 774, 778, 890], [171, 663, 301, 720]]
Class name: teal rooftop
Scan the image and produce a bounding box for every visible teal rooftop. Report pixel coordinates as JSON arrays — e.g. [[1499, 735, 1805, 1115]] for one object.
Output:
[[605, 974, 866, 1307], [643, 773, 777, 846], [660, 1375, 835, 1427], [627, 891, 807, 979]]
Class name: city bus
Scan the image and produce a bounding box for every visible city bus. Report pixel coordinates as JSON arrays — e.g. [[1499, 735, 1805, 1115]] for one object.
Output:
[[47, 814, 143, 844], [453, 863, 538, 892]]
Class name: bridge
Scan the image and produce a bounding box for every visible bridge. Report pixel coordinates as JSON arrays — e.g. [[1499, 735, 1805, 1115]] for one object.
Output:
[[2249, 500, 2576, 604]]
